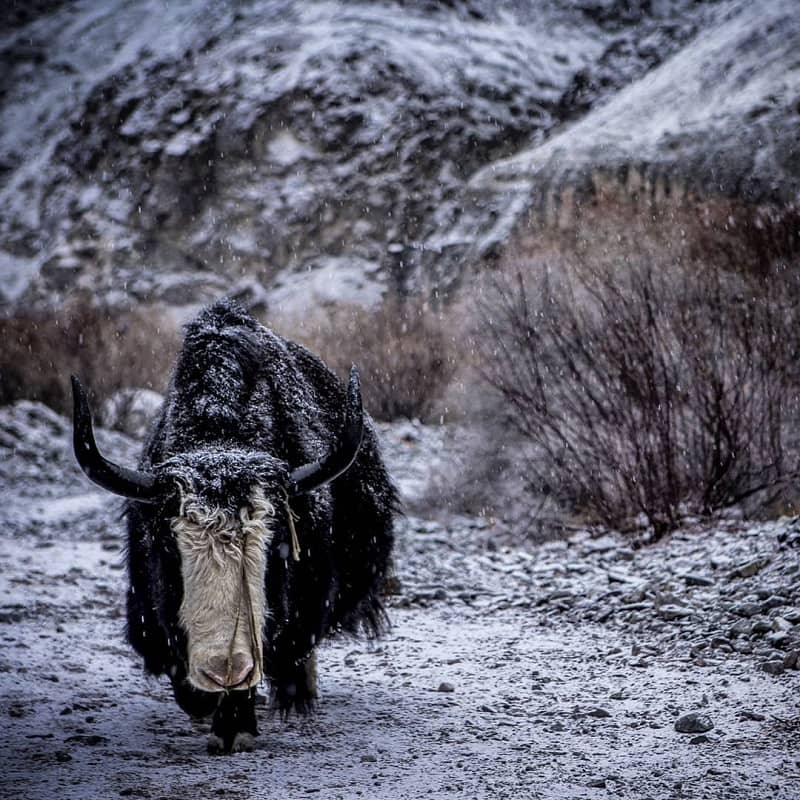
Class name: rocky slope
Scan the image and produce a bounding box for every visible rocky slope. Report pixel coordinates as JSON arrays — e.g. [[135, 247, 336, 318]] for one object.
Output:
[[0, 0, 740, 309], [470, 0, 800, 251]]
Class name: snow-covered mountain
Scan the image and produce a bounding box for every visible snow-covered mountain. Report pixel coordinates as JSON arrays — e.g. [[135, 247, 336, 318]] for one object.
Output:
[[471, 0, 800, 248], [0, 0, 796, 310]]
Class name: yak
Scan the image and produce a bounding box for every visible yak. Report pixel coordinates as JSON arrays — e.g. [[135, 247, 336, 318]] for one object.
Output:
[[71, 299, 397, 753]]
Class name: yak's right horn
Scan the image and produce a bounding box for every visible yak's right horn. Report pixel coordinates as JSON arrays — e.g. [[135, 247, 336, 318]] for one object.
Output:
[[71, 375, 160, 502]]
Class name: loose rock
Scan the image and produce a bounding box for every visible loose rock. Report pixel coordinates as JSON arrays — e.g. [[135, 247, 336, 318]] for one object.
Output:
[[731, 602, 760, 618], [729, 558, 770, 580], [675, 713, 714, 734], [681, 574, 714, 587], [739, 710, 766, 721], [783, 650, 799, 670], [658, 605, 692, 620]]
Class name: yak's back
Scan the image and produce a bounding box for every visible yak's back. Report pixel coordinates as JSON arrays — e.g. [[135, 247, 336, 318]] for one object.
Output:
[[152, 299, 349, 465]]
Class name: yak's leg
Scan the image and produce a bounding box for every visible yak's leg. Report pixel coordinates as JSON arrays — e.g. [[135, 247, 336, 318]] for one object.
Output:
[[272, 650, 318, 717], [208, 688, 258, 754]]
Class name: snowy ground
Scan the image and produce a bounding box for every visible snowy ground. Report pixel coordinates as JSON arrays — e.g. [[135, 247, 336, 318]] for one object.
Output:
[[1, 403, 799, 799]]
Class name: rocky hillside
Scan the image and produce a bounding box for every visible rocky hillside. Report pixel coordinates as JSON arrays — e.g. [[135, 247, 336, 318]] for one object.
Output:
[[471, 0, 800, 257], [1, 0, 764, 311]]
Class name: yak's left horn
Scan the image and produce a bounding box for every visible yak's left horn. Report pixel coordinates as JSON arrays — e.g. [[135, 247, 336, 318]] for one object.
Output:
[[71, 375, 159, 502], [288, 365, 364, 495]]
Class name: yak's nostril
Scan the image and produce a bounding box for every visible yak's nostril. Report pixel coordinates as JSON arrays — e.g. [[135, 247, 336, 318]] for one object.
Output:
[[203, 653, 255, 687], [201, 668, 227, 688]]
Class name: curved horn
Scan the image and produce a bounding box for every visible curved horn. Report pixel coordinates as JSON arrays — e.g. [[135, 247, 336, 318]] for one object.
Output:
[[71, 375, 159, 502], [288, 365, 364, 495]]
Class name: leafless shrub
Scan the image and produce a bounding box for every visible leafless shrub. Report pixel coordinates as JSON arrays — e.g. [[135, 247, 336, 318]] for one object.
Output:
[[0, 299, 179, 420], [478, 260, 800, 536], [277, 299, 458, 422]]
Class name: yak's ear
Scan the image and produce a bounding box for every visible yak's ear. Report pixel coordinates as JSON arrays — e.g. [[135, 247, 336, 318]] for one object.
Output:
[[71, 375, 160, 502], [288, 365, 364, 495]]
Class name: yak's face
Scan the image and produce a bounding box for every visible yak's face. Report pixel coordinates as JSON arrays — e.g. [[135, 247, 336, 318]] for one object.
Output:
[[70, 367, 365, 692], [170, 483, 276, 693]]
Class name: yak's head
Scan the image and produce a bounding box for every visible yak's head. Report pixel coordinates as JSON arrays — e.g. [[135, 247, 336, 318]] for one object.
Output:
[[70, 369, 364, 694]]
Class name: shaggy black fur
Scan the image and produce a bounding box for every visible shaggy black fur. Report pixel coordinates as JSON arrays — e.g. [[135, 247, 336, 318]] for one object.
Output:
[[124, 299, 397, 752]]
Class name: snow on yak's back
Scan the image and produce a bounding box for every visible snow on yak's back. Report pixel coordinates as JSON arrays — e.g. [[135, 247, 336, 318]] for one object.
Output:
[[71, 299, 397, 753]]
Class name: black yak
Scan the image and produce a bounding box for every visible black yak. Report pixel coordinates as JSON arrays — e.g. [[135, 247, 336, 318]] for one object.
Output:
[[71, 299, 397, 753]]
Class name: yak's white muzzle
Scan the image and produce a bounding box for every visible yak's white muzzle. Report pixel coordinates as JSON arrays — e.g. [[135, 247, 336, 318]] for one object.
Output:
[[171, 486, 275, 692]]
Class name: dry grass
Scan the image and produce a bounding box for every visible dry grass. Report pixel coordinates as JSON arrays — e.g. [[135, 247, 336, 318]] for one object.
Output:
[[272, 299, 459, 422], [511, 177, 800, 279], [0, 299, 179, 417], [0, 294, 459, 428]]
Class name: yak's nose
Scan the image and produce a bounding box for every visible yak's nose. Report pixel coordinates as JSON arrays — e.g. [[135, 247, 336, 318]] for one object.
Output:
[[202, 652, 255, 688]]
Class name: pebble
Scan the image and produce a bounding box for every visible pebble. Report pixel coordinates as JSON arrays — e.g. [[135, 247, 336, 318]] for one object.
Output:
[[760, 660, 785, 676], [583, 536, 618, 554], [65, 734, 108, 746], [437, 682, 455, 693], [783, 608, 800, 624], [658, 604, 692, 620], [586, 708, 612, 718], [728, 620, 752, 638], [675, 712, 714, 734], [586, 778, 606, 788], [766, 632, 790, 649], [682, 573, 714, 587], [739, 710, 766, 721], [760, 595, 787, 612], [729, 557, 770, 579], [783, 650, 799, 670], [751, 619, 773, 634], [731, 602, 761, 618]]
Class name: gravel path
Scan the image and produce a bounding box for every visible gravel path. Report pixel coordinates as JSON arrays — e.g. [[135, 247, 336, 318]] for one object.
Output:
[[1, 404, 798, 799]]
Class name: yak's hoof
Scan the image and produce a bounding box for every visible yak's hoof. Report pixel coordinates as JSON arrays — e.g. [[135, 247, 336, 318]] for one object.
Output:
[[231, 732, 255, 753], [206, 731, 256, 755]]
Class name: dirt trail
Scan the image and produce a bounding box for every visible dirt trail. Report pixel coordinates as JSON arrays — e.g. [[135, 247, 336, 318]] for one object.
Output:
[[1, 404, 798, 799]]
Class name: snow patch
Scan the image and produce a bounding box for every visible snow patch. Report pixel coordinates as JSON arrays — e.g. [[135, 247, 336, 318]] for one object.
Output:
[[267, 255, 386, 315], [101, 388, 164, 439], [0, 249, 38, 303], [267, 130, 314, 166], [28, 492, 110, 524]]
